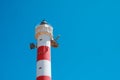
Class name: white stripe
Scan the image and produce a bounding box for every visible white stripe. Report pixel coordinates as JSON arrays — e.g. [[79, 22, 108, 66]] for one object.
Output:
[[37, 60, 51, 77], [37, 34, 51, 48]]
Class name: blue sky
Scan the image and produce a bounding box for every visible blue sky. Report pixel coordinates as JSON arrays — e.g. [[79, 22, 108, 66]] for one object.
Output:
[[0, 0, 120, 80]]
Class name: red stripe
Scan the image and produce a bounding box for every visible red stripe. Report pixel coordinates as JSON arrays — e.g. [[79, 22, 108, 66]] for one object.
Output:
[[37, 46, 50, 61], [37, 76, 51, 80]]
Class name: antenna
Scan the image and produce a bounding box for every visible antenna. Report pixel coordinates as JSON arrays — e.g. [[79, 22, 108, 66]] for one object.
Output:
[[54, 35, 60, 41]]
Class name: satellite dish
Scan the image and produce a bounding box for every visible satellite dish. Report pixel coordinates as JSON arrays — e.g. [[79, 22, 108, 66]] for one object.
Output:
[[30, 43, 36, 49], [51, 35, 60, 48], [51, 40, 59, 48]]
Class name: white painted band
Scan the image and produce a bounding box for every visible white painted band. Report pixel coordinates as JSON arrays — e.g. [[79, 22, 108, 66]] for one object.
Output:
[[37, 60, 51, 77], [37, 34, 51, 48]]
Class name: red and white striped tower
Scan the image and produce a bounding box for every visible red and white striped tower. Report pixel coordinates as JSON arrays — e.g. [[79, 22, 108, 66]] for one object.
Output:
[[35, 20, 54, 80]]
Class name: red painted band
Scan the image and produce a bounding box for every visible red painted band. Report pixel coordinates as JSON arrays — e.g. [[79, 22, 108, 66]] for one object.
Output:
[[37, 76, 51, 80], [37, 46, 50, 61]]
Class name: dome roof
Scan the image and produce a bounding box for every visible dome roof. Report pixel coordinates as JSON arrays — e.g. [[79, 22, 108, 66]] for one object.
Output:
[[40, 20, 48, 25]]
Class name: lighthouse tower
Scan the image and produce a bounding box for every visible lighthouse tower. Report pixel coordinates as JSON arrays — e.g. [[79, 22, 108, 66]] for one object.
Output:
[[30, 20, 59, 80]]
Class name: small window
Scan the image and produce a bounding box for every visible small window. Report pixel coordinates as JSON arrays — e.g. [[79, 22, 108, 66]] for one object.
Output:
[[39, 67, 42, 69], [39, 39, 42, 41]]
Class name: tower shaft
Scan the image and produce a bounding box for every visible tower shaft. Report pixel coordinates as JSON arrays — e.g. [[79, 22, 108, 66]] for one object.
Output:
[[36, 34, 51, 80], [35, 21, 53, 80]]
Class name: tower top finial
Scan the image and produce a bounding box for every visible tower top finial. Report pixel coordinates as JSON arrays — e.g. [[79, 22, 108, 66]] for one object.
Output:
[[40, 20, 48, 25]]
